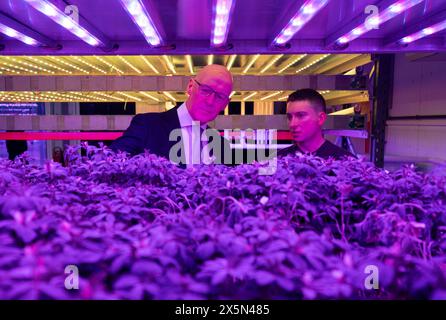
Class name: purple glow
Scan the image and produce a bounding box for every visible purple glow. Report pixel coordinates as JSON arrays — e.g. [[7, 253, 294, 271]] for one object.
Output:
[[398, 20, 446, 45], [21, 36, 38, 46], [276, 36, 286, 44], [24, 0, 103, 47], [0, 22, 40, 46], [214, 36, 224, 44], [216, 2, 229, 14], [389, 3, 403, 13], [211, 0, 236, 47], [338, 36, 348, 44], [368, 16, 380, 28], [336, 0, 424, 46], [273, 0, 329, 46], [352, 27, 365, 36], [292, 17, 303, 27], [284, 27, 294, 36], [120, 0, 162, 46], [303, 4, 316, 14], [72, 26, 87, 38], [40, 2, 57, 16], [422, 27, 434, 35], [61, 16, 75, 29]]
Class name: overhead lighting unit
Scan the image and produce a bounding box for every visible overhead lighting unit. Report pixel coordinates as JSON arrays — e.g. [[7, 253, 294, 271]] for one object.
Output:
[[24, 0, 105, 47], [211, 0, 236, 47], [0, 22, 40, 46], [120, 0, 164, 46], [272, 0, 330, 46], [336, 0, 424, 45], [0, 13, 57, 48], [399, 19, 446, 44]]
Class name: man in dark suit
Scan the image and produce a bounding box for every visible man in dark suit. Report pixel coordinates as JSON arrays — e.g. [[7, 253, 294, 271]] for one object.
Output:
[[110, 64, 233, 168]]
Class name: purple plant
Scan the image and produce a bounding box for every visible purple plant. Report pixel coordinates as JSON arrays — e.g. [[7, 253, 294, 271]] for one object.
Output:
[[0, 145, 446, 299]]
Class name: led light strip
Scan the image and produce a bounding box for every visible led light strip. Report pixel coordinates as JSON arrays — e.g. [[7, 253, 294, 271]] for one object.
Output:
[[0, 61, 37, 74], [120, 0, 163, 46], [140, 55, 160, 74], [94, 56, 124, 74], [27, 56, 72, 74], [50, 57, 89, 74], [243, 92, 258, 101], [93, 91, 125, 101], [139, 91, 160, 102], [72, 56, 107, 74], [260, 91, 283, 101], [208, 55, 214, 65], [0, 22, 40, 46], [212, 0, 236, 46], [0, 66, 20, 74], [400, 19, 446, 44], [162, 55, 176, 74], [40, 91, 87, 101], [296, 54, 329, 73], [67, 92, 108, 102], [4, 56, 55, 74], [242, 54, 260, 74], [93, 56, 124, 73], [273, 0, 329, 45], [260, 54, 284, 73], [162, 91, 177, 101], [226, 54, 237, 70], [337, 0, 424, 45], [116, 91, 142, 101], [278, 54, 307, 73], [278, 94, 289, 101], [65, 91, 106, 101], [24, 0, 103, 46], [117, 56, 142, 74], [185, 55, 194, 74]]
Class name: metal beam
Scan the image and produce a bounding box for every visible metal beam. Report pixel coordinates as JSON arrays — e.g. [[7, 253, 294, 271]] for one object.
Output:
[[370, 54, 394, 168], [0, 37, 445, 56], [0, 75, 364, 91], [0, 114, 356, 131]]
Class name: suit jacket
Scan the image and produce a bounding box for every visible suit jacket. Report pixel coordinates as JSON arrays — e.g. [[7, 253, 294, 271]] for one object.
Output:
[[110, 106, 233, 167]]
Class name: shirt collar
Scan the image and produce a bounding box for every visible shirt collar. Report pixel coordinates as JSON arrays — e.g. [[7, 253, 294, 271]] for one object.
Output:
[[177, 102, 207, 129]]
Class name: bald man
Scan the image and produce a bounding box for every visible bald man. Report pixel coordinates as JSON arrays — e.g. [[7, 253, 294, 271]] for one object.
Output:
[[110, 64, 234, 167]]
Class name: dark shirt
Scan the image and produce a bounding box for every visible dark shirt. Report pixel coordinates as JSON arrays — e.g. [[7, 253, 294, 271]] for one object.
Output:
[[6, 140, 28, 161], [277, 140, 355, 160]]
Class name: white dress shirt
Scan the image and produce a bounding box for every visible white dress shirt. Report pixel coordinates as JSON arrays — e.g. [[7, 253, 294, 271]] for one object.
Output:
[[177, 103, 214, 167]]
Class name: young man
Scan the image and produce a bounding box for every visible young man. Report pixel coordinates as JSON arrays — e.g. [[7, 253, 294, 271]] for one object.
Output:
[[110, 64, 233, 167], [277, 88, 354, 160]]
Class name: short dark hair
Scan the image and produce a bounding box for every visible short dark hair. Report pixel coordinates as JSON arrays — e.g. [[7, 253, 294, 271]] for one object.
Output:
[[287, 88, 326, 113]]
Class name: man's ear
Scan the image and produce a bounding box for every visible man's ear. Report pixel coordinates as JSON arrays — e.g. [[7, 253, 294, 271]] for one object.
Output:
[[186, 78, 194, 96], [318, 112, 327, 126]]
